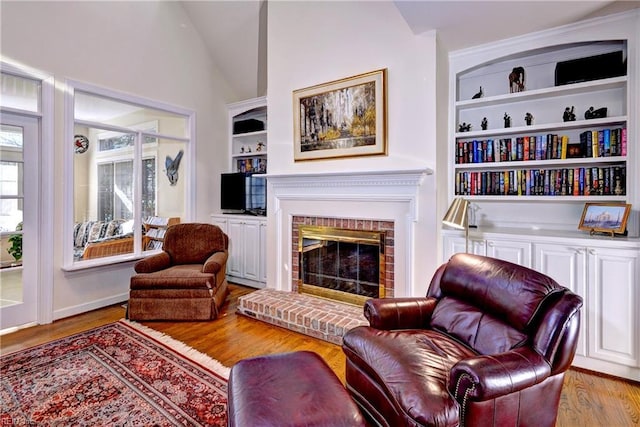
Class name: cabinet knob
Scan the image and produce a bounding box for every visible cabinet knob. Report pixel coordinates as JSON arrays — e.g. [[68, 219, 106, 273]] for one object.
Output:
[[487, 242, 494, 247]]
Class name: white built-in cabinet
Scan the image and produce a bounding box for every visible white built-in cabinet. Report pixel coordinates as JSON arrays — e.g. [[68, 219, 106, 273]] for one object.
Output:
[[442, 11, 640, 381], [211, 214, 266, 289], [442, 229, 640, 381]]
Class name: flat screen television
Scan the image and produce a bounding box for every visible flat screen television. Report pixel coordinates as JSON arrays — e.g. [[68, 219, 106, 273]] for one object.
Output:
[[220, 172, 266, 215]]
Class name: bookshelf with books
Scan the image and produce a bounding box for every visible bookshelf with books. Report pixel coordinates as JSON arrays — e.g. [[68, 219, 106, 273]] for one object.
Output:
[[443, 12, 640, 382], [448, 12, 637, 220], [143, 216, 180, 250], [228, 96, 267, 174]]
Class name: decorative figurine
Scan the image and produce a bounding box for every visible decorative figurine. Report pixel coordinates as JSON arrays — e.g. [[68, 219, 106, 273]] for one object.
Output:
[[165, 150, 184, 186], [563, 106, 576, 122], [504, 113, 511, 128], [256, 141, 266, 152], [458, 122, 472, 132], [508, 67, 525, 93], [525, 112, 534, 126], [481, 117, 488, 130], [472, 86, 483, 99], [584, 106, 608, 120], [240, 146, 245, 153]]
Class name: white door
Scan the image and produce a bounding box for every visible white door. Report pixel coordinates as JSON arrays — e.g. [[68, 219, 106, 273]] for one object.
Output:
[[0, 113, 39, 330]]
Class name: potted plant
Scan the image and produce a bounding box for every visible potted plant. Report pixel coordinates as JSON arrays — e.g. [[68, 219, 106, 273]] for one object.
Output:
[[7, 222, 22, 264]]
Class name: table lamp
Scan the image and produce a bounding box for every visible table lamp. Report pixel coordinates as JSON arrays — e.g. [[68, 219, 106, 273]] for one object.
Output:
[[442, 197, 470, 253]]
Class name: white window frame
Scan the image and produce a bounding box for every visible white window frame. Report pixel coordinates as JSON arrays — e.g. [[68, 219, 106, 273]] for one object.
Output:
[[63, 80, 195, 270]]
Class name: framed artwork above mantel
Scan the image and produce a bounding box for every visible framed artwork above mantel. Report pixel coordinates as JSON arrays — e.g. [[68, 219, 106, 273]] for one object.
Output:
[[293, 68, 387, 161]]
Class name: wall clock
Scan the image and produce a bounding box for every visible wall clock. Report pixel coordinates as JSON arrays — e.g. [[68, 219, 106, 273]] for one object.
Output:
[[74, 134, 89, 154]]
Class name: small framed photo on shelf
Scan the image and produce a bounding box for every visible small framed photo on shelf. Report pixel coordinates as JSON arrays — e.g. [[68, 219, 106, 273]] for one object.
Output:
[[578, 202, 631, 236], [293, 68, 387, 161]]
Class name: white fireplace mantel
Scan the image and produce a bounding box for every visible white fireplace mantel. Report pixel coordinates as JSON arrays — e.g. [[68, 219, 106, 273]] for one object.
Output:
[[265, 168, 434, 298]]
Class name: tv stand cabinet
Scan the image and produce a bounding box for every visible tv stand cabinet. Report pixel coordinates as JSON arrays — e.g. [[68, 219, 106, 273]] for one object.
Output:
[[211, 214, 266, 289]]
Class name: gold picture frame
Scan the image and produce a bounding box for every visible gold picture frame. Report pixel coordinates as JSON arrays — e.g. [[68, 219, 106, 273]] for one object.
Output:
[[293, 69, 387, 161], [578, 202, 631, 236]]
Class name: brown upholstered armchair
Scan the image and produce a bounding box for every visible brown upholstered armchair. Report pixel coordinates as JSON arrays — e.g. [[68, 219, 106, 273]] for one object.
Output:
[[342, 253, 583, 427], [128, 223, 229, 321]]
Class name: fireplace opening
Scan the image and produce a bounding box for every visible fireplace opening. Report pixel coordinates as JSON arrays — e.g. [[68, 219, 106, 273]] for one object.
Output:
[[298, 225, 385, 306]]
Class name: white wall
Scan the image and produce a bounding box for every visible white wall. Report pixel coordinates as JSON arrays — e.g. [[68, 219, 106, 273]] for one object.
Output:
[[1, 1, 234, 319], [267, 1, 443, 294]]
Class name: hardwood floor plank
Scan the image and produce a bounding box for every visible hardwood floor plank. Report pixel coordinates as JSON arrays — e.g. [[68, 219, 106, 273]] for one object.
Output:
[[1, 284, 638, 426]]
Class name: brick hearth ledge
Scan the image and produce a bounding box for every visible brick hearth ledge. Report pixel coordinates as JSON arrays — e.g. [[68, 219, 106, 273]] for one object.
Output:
[[237, 288, 368, 345]]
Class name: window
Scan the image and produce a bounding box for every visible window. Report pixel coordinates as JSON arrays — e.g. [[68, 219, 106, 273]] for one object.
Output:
[[97, 158, 156, 221], [0, 125, 23, 232], [67, 83, 193, 266]]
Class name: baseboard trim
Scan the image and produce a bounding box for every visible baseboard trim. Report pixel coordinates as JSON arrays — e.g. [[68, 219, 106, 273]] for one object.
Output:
[[53, 292, 129, 321]]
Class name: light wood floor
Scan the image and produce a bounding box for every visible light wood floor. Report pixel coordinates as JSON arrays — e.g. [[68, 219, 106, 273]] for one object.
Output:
[[1, 284, 638, 426]]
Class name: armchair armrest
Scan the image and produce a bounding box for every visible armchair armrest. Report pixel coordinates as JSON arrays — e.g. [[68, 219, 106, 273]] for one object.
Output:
[[134, 252, 171, 273], [449, 347, 551, 402], [203, 250, 228, 274], [364, 297, 437, 330]]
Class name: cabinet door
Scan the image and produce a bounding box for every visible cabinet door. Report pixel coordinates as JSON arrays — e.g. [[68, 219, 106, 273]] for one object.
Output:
[[535, 243, 587, 357], [442, 235, 486, 262], [259, 220, 267, 283], [210, 216, 228, 234], [226, 219, 244, 277], [486, 239, 532, 267], [242, 220, 261, 281], [588, 247, 639, 368]]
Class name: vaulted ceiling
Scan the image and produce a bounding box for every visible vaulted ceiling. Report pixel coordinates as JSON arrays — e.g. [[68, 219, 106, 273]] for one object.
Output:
[[180, 1, 638, 102]]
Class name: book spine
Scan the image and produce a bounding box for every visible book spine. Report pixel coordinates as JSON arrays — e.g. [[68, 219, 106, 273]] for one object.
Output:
[[597, 130, 604, 158], [603, 128, 610, 157], [516, 137, 524, 161], [621, 128, 627, 156], [560, 135, 568, 159], [552, 134, 559, 159], [610, 128, 618, 156]]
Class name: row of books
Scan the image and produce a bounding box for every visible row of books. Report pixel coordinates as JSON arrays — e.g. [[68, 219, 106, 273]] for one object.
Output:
[[145, 240, 163, 250], [145, 228, 167, 239], [143, 216, 170, 226], [455, 127, 626, 164], [237, 158, 267, 173], [455, 165, 626, 196], [579, 128, 627, 158]]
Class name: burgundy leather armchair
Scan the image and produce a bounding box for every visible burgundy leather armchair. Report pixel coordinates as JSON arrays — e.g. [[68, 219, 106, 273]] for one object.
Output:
[[342, 253, 583, 427]]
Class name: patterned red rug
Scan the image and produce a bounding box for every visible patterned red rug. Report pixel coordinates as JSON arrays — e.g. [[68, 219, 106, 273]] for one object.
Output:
[[0, 319, 229, 426]]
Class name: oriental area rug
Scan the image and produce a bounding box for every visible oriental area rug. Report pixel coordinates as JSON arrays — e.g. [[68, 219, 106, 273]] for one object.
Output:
[[0, 320, 229, 426]]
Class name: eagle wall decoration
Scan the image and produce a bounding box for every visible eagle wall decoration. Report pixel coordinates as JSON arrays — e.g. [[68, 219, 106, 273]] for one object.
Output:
[[165, 150, 184, 186]]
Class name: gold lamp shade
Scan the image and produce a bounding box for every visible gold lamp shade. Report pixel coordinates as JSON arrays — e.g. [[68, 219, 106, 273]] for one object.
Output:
[[443, 198, 469, 229], [443, 198, 470, 252]]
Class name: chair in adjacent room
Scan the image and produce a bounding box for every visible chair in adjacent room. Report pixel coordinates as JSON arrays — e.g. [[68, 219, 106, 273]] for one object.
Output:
[[342, 253, 583, 427], [128, 223, 229, 321]]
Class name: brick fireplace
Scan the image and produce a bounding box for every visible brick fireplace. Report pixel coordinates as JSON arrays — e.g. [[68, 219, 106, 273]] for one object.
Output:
[[266, 169, 432, 298], [236, 169, 433, 343]]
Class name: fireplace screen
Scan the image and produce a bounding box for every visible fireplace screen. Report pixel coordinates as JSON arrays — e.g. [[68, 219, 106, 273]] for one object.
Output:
[[298, 225, 385, 306]]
